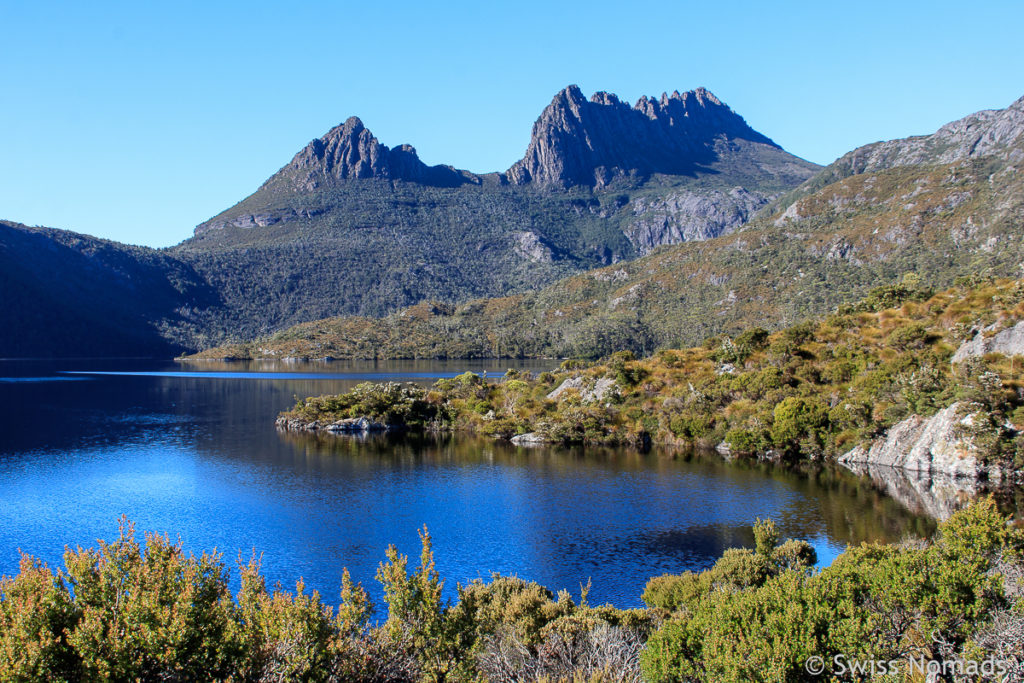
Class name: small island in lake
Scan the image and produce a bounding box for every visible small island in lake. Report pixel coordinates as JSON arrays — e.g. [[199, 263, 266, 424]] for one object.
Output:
[[281, 277, 1024, 489]]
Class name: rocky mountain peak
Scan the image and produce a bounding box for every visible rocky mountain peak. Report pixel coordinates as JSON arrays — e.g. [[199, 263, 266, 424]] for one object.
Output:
[[297, 116, 388, 182], [590, 91, 622, 107], [265, 117, 474, 192], [506, 85, 780, 187]]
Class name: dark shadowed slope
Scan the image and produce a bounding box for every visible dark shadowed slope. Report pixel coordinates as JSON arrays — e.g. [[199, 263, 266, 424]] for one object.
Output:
[[0, 222, 216, 358]]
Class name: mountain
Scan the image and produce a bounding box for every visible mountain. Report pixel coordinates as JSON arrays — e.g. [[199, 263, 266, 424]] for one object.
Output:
[[188, 94, 1024, 361], [16, 89, 1023, 362], [2, 85, 818, 358], [166, 86, 816, 344], [238, 115, 480, 196], [179, 85, 816, 277]]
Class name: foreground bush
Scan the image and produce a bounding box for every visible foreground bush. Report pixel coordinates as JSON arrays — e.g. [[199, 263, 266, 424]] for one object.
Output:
[[641, 498, 1024, 682], [0, 499, 1020, 681]]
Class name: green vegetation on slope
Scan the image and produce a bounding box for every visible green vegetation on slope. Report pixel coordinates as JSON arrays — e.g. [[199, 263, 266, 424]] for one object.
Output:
[[1, 501, 1020, 681], [281, 277, 1024, 475]]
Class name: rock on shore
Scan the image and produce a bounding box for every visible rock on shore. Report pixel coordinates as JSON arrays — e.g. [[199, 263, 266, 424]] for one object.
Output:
[[837, 402, 1001, 480], [509, 432, 553, 446], [275, 415, 396, 433]]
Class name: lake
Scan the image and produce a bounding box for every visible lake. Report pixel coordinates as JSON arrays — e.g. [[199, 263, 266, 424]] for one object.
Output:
[[0, 359, 939, 609]]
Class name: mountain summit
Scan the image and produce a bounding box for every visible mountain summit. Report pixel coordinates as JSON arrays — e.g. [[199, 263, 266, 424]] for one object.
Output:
[[254, 85, 809, 197], [506, 85, 781, 187], [265, 116, 476, 193]]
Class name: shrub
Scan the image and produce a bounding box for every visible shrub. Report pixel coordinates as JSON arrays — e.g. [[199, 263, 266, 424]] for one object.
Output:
[[770, 397, 828, 453], [63, 519, 239, 681], [641, 498, 1021, 682], [885, 322, 929, 350], [0, 555, 79, 680], [724, 428, 766, 455]]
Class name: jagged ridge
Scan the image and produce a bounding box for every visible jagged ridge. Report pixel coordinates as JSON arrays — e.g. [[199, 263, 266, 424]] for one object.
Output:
[[506, 85, 780, 187], [187, 93, 1024, 362]]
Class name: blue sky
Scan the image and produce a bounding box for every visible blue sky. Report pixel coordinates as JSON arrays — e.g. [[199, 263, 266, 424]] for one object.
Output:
[[1, 0, 1022, 247]]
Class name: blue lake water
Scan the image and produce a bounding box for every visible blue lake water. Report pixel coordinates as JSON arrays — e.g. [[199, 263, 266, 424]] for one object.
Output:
[[0, 359, 937, 609]]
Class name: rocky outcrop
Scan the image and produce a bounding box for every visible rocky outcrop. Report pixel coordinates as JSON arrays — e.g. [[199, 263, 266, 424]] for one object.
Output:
[[831, 94, 1024, 175], [625, 187, 770, 253], [275, 415, 397, 433], [506, 85, 808, 187], [267, 117, 478, 192], [198, 207, 325, 234], [546, 376, 617, 403], [952, 320, 1024, 363], [509, 432, 552, 446], [838, 403, 1002, 480], [512, 231, 555, 262]]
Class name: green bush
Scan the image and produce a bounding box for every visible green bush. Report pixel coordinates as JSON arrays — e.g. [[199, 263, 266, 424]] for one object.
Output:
[[770, 397, 828, 453], [724, 428, 765, 455], [642, 498, 1020, 682], [0, 500, 1020, 681]]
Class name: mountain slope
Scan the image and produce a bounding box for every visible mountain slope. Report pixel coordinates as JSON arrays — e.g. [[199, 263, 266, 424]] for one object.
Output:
[[0, 222, 215, 358], [770, 93, 1024, 211], [188, 94, 1024, 361]]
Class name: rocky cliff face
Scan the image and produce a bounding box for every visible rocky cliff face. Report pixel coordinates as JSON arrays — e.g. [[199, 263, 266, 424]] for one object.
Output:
[[266, 117, 478, 193], [624, 187, 770, 254], [506, 85, 784, 187]]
